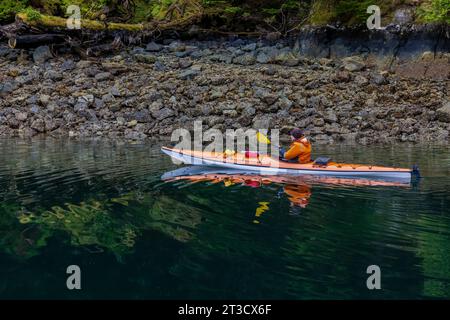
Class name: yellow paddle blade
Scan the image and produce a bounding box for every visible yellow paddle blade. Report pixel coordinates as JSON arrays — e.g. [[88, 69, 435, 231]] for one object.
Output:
[[256, 132, 271, 144], [255, 202, 270, 217]]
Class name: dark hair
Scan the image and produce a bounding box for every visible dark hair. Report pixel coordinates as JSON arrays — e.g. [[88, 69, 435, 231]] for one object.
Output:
[[290, 128, 304, 139]]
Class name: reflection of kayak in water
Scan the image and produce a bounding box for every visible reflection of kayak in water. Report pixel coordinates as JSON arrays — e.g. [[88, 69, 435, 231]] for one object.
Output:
[[161, 147, 417, 181], [161, 166, 412, 188]]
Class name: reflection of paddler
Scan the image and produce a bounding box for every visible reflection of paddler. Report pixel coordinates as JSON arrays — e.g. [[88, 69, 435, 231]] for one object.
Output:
[[283, 184, 311, 208]]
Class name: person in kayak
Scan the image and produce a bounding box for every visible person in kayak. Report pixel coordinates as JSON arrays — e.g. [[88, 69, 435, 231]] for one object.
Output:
[[279, 128, 312, 164]]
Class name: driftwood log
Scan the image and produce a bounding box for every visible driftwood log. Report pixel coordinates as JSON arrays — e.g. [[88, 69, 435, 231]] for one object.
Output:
[[8, 34, 66, 49]]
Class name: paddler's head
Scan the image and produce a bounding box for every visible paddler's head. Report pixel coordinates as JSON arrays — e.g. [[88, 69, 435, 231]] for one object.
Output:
[[290, 128, 304, 141]]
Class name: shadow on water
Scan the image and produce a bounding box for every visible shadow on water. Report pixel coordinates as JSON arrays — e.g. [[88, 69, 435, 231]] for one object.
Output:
[[0, 138, 449, 299]]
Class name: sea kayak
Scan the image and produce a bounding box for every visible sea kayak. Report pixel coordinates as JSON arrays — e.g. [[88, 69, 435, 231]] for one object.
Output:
[[161, 147, 417, 180]]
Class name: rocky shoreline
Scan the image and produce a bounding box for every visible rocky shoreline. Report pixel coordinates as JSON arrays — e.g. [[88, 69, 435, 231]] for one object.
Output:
[[1, 34, 449, 144]]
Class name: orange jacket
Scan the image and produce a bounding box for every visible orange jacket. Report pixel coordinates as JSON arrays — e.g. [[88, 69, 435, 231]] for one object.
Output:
[[284, 137, 312, 164]]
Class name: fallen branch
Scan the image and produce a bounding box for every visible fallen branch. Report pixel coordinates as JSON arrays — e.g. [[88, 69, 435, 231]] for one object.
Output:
[[16, 12, 145, 32], [15, 7, 204, 34]]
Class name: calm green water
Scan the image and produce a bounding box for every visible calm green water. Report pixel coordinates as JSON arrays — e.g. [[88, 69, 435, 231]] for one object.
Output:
[[0, 138, 449, 299]]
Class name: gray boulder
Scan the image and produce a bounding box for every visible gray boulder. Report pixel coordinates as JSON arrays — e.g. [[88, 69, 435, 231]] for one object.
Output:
[[371, 73, 388, 85], [33, 46, 53, 64], [15, 112, 28, 121], [253, 117, 272, 129], [169, 41, 185, 52], [152, 107, 174, 120], [31, 119, 45, 132], [178, 69, 200, 80], [209, 54, 232, 64], [145, 42, 162, 52], [179, 58, 193, 69], [436, 102, 450, 123], [0, 81, 16, 96], [61, 59, 76, 71], [46, 70, 63, 81], [242, 43, 257, 52], [95, 72, 112, 81], [135, 54, 156, 64], [256, 52, 271, 64], [233, 54, 256, 65], [342, 56, 365, 72]]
